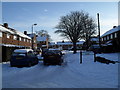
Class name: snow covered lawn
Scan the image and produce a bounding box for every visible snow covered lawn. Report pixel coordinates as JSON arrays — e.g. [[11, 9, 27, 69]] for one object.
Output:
[[2, 51, 118, 88], [96, 53, 120, 61]]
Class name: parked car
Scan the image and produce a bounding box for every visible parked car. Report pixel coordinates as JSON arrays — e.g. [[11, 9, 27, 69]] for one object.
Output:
[[43, 49, 63, 65], [10, 49, 38, 67]]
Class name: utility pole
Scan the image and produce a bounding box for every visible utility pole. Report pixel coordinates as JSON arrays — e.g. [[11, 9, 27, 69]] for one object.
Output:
[[97, 13, 101, 50]]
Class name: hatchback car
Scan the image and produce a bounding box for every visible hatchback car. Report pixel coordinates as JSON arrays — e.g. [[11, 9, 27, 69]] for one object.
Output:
[[10, 49, 38, 67], [43, 49, 63, 65]]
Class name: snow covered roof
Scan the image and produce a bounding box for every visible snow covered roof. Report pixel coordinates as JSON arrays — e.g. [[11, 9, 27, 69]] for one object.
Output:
[[101, 26, 120, 37], [0, 25, 14, 34], [49, 48, 61, 51], [57, 41, 84, 45], [76, 41, 84, 45], [90, 37, 99, 41], [16, 30, 31, 39], [0, 25, 31, 39], [37, 36, 47, 41], [57, 42, 72, 45], [49, 42, 56, 45], [14, 49, 33, 53]]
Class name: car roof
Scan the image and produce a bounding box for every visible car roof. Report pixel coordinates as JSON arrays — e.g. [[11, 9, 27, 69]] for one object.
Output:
[[14, 49, 33, 53]]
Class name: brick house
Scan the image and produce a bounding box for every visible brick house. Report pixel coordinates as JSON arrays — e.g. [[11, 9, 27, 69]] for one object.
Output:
[[24, 31, 37, 50], [36, 36, 49, 49], [0, 23, 32, 62], [101, 26, 120, 53]]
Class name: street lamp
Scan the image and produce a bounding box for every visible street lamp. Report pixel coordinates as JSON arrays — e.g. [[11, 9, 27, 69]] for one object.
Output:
[[97, 13, 102, 53], [31, 23, 37, 50]]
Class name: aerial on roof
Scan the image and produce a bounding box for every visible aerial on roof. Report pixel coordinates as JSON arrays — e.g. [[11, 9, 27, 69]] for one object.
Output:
[[101, 25, 120, 37]]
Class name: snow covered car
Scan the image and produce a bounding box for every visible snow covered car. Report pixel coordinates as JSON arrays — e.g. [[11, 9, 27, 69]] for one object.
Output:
[[43, 49, 63, 65], [10, 49, 39, 67]]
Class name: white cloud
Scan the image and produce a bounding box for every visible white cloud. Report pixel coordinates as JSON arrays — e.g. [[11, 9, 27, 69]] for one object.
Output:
[[44, 9, 48, 12]]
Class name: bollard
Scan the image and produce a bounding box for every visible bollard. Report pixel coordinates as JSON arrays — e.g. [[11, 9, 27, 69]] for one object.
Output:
[[94, 52, 96, 62], [80, 51, 82, 64]]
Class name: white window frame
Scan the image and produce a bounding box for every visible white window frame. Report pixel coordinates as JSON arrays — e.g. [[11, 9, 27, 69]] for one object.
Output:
[[13, 35, 17, 40], [115, 33, 117, 38], [23, 38, 26, 42], [0, 32, 2, 37], [110, 34, 113, 39], [30, 40, 31, 43], [107, 35, 109, 40], [19, 37, 21, 41], [7, 34, 10, 38], [27, 39, 29, 42]]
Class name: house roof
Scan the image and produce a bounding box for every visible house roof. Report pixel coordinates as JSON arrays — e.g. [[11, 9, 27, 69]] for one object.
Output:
[[37, 36, 47, 41], [57, 41, 84, 45], [90, 37, 99, 42], [0, 25, 14, 34], [0, 25, 31, 39], [101, 25, 120, 37]]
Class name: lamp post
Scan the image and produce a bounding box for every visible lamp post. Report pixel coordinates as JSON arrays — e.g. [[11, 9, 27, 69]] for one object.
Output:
[[97, 13, 101, 53], [31, 23, 37, 50]]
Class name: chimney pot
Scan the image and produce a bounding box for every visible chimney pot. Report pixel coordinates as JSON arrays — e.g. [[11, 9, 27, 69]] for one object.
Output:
[[4, 23, 8, 28], [113, 26, 117, 28], [24, 31, 27, 35]]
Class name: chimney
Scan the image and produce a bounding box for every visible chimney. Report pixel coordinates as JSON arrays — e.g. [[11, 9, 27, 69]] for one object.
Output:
[[24, 31, 27, 35], [4, 23, 8, 28], [113, 26, 117, 28]]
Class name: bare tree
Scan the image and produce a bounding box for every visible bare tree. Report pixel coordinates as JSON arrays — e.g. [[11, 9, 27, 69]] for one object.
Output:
[[81, 13, 97, 49], [55, 11, 96, 53]]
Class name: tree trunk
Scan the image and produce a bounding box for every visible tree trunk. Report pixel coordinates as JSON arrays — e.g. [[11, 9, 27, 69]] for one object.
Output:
[[73, 42, 77, 54]]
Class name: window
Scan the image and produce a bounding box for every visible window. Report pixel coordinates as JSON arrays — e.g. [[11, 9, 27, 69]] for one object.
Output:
[[23, 38, 26, 42], [19, 37, 21, 41], [13, 36, 17, 40], [107, 35, 109, 40], [27, 39, 29, 42], [7, 34, 10, 38], [115, 33, 117, 38], [0, 32, 2, 37], [101, 38, 104, 41], [110, 34, 113, 39], [104, 37, 106, 41]]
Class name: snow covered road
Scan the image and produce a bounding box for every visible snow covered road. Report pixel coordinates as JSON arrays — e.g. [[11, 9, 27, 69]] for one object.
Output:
[[2, 51, 118, 88]]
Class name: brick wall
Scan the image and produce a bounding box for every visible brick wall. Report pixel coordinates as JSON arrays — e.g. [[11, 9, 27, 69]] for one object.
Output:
[[2, 32, 32, 47]]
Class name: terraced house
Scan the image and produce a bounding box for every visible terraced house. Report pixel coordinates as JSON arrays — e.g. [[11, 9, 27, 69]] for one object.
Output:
[[0, 23, 32, 62], [101, 26, 120, 53]]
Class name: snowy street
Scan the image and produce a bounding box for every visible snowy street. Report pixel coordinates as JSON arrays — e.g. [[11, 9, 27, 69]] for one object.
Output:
[[2, 51, 118, 88]]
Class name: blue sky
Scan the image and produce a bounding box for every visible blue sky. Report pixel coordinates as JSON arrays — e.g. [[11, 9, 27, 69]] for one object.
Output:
[[2, 2, 118, 42]]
